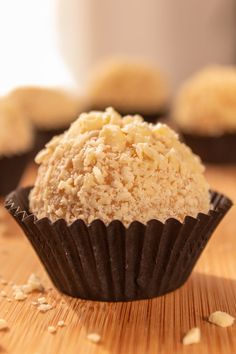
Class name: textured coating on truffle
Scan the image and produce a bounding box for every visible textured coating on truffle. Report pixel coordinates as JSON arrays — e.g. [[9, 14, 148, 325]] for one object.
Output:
[[29, 108, 210, 226], [173, 66, 236, 135], [87, 59, 169, 113]]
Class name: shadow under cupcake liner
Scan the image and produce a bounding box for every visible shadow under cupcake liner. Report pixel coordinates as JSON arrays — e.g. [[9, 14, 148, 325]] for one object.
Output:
[[182, 132, 236, 164], [5, 187, 232, 302], [0, 154, 30, 197]]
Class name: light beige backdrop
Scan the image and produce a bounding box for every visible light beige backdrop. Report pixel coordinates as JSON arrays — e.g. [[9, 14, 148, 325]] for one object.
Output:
[[57, 0, 236, 92]]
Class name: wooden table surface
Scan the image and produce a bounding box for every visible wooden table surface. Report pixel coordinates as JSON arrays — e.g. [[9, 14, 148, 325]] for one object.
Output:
[[0, 164, 235, 354]]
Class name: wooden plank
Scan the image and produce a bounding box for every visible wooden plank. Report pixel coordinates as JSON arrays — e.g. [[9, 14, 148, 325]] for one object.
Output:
[[0, 165, 235, 354]]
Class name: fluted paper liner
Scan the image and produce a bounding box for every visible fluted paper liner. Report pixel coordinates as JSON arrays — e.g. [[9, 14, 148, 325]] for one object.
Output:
[[5, 187, 232, 301], [0, 154, 30, 196], [182, 132, 236, 164]]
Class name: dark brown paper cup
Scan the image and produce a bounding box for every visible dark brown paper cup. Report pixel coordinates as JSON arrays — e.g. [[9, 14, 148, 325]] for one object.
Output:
[[182, 132, 236, 164], [5, 187, 232, 301], [0, 154, 30, 196], [32, 127, 67, 158]]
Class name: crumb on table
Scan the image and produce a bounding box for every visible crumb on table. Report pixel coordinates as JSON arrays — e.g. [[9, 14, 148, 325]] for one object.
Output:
[[183, 327, 201, 345]]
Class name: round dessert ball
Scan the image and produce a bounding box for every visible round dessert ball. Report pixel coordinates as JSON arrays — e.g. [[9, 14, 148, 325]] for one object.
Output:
[[86, 58, 169, 114], [29, 108, 210, 226], [0, 96, 33, 157], [173, 66, 236, 136], [0, 96, 34, 196], [9, 86, 83, 130]]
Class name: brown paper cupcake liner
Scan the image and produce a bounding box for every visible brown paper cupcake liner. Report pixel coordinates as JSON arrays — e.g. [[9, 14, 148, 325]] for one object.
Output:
[[182, 132, 236, 163], [5, 187, 232, 301], [89, 106, 168, 124], [32, 127, 67, 158], [0, 153, 30, 197]]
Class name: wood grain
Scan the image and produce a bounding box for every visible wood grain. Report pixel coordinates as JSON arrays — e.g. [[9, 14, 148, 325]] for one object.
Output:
[[0, 164, 235, 354]]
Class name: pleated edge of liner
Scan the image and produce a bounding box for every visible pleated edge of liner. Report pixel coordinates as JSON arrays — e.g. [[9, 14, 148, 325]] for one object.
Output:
[[4, 187, 233, 231]]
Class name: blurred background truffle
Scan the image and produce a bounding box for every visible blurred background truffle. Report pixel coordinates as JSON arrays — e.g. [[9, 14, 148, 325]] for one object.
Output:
[[10, 86, 84, 153], [86, 59, 169, 123], [172, 66, 236, 135], [172, 66, 236, 163], [0, 96, 33, 195]]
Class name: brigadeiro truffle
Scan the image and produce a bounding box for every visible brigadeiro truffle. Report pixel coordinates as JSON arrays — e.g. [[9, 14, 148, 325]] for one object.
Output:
[[86, 59, 169, 123], [30, 108, 210, 224], [5, 108, 232, 301], [10, 86, 84, 154], [172, 66, 236, 163], [0, 97, 33, 196]]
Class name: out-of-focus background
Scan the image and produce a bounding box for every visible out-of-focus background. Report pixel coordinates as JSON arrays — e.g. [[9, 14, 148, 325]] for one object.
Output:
[[0, 0, 72, 95], [1, 0, 235, 94]]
